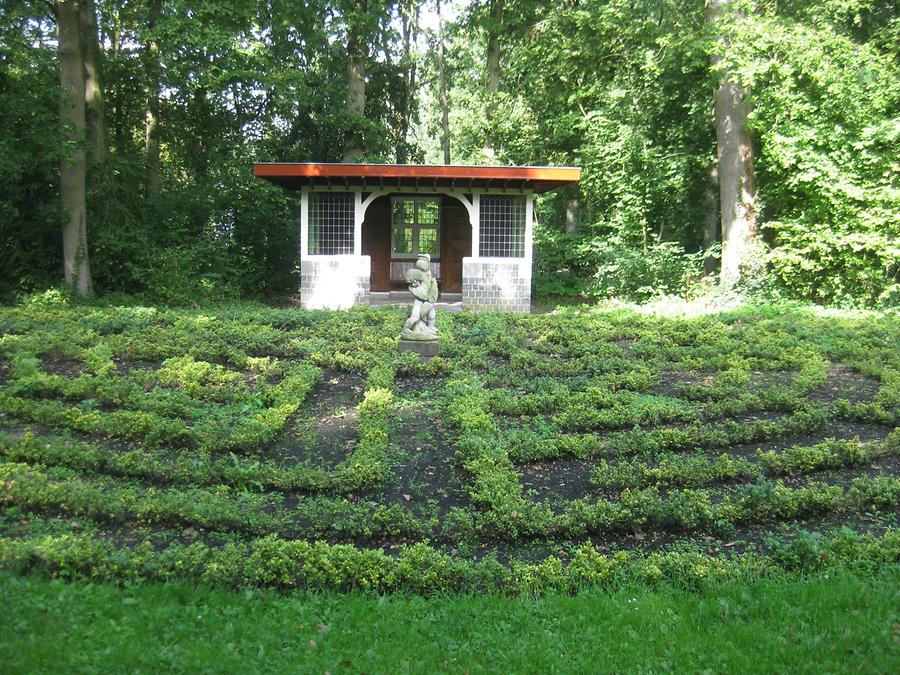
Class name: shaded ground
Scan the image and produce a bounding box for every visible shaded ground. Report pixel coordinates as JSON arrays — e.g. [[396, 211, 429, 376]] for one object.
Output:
[[520, 458, 597, 503], [651, 370, 716, 397], [811, 364, 881, 404], [263, 371, 365, 468], [114, 359, 165, 376], [375, 378, 467, 517], [39, 356, 84, 378]]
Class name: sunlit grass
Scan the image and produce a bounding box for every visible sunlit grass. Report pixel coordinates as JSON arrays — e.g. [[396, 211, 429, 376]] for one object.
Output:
[[2, 568, 897, 672]]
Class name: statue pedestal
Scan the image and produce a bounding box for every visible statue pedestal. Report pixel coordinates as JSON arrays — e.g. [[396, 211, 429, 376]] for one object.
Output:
[[398, 339, 440, 359]]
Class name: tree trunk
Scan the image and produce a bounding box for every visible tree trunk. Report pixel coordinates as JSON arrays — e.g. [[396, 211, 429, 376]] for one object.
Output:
[[144, 0, 162, 197], [707, 0, 758, 285], [57, 0, 93, 296], [343, 1, 367, 162], [396, 0, 419, 163], [192, 84, 210, 180], [110, 3, 125, 152], [79, 0, 107, 168], [482, 0, 501, 162], [703, 162, 719, 276], [397, 4, 410, 164], [436, 0, 450, 164], [565, 196, 580, 234]]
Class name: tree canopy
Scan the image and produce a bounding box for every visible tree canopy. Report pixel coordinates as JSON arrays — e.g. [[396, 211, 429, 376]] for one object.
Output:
[[0, 0, 897, 306]]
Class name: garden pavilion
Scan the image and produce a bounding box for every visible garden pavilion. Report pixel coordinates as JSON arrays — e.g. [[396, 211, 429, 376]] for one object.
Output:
[[253, 163, 581, 312]]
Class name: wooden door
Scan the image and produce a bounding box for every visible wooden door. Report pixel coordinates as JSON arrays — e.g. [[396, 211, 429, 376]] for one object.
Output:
[[362, 196, 390, 292], [441, 198, 471, 293]]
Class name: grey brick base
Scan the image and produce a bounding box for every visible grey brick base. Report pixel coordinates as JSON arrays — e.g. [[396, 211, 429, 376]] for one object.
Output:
[[299, 255, 531, 312], [461, 258, 531, 313]]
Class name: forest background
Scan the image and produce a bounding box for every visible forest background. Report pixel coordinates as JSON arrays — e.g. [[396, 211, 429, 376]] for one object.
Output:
[[1, 0, 897, 308]]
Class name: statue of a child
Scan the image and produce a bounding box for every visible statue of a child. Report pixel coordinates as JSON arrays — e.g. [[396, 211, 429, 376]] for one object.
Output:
[[401, 254, 439, 340]]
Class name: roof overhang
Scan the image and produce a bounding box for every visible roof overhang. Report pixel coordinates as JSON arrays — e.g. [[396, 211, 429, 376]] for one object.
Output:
[[253, 163, 580, 194]]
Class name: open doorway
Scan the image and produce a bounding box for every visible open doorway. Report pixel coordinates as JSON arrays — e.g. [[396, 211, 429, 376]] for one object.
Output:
[[362, 194, 470, 293]]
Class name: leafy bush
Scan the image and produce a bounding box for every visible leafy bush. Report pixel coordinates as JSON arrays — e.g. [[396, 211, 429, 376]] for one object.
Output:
[[135, 244, 239, 306], [534, 231, 709, 303]]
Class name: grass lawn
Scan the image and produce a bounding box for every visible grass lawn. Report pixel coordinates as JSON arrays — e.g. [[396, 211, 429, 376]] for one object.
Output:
[[2, 568, 898, 672], [0, 298, 897, 667]]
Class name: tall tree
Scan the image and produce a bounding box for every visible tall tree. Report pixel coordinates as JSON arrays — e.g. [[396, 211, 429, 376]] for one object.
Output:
[[343, 0, 368, 161], [144, 0, 162, 197], [482, 0, 502, 162], [57, 0, 93, 295], [707, 0, 758, 285], [105, 1, 126, 153], [79, 0, 107, 168], [564, 193, 580, 234], [435, 0, 450, 164], [396, 0, 419, 163]]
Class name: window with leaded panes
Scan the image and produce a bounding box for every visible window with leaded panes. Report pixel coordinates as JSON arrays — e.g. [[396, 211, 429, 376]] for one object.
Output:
[[308, 192, 354, 255], [391, 197, 441, 259]]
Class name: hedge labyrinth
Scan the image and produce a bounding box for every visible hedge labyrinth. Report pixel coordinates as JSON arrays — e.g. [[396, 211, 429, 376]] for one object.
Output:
[[0, 304, 897, 592]]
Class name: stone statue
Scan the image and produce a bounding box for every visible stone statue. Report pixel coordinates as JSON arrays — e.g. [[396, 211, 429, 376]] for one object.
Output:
[[401, 254, 439, 342]]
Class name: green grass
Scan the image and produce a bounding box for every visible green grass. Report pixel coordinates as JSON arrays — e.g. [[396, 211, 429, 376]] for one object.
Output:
[[1, 569, 897, 673]]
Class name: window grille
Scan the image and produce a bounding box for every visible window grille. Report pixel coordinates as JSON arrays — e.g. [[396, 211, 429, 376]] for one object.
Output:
[[479, 195, 525, 257], [308, 192, 354, 255], [393, 226, 414, 255], [391, 198, 441, 259], [417, 199, 439, 225], [419, 227, 439, 255]]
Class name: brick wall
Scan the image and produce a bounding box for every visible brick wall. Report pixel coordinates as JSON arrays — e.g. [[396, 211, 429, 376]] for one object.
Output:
[[461, 258, 531, 313]]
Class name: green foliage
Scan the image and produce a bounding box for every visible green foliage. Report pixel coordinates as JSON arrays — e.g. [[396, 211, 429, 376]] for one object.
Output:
[[721, 6, 900, 306], [425, 0, 900, 307], [0, 5, 61, 296], [439, 0, 714, 302], [534, 229, 712, 302], [134, 244, 237, 305], [3, 0, 896, 306], [0, 0, 414, 299], [0, 301, 898, 593], [1, 528, 897, 597], [0, 350, 322, 452]]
